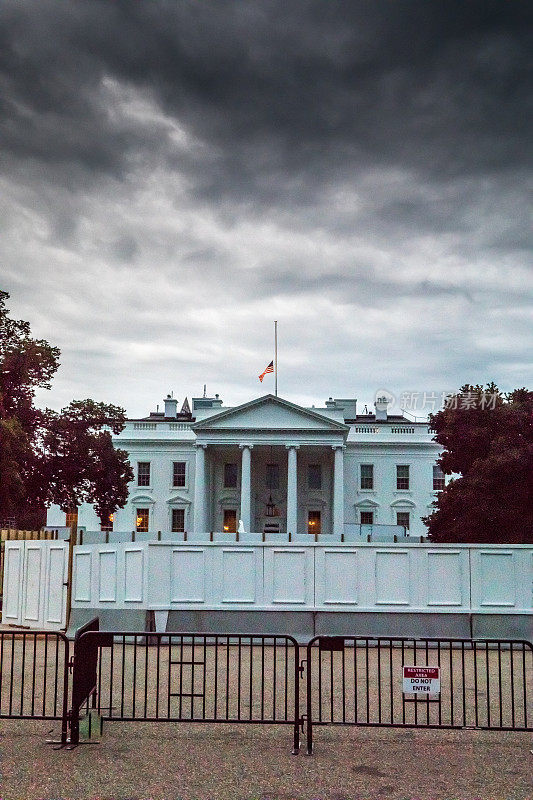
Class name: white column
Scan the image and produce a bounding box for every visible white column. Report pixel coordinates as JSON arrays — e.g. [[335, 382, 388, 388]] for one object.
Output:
[[193, 444, 207, 534], [239, 444, 253, 533], [332, 445, 345, 536], [286, 445, 299, 535]]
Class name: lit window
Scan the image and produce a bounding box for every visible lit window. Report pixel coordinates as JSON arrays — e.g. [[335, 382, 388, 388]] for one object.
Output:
[[396, 512, 410, 529], [173, 462, 186, 487], [136, 508, 149, 532], [307, 510, 321, 534], [396, 465, 410, 490], [266, 463, 280, 491], [100, 513, 114, 532], [360, 464, 374, 490], [224, 463, 238, 488], [172, 508, 185, 533], [223, 509, 237, 532], [137, 462, 150, 487], [308, 464, 322, 490], [360, 511, 374, 525], [433, 465, 445, 491], [65, 509, 78, 529]]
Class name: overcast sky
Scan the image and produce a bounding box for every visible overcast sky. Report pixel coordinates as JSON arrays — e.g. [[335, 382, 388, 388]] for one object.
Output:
[[1, 0, 531, 419]]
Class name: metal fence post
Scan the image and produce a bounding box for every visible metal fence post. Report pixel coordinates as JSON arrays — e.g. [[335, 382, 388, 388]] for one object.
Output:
[[292, 641, 300, 754], [306, 639, 313, 754], [60, 637, 70, 746]]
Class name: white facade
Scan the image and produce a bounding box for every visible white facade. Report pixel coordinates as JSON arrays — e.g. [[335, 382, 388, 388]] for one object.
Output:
[[47, 393, 443, 539]]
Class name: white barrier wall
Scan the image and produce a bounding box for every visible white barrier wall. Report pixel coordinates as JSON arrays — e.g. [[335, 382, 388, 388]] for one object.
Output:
[[70, 542, 533, 615], [5, 540, 531, 629], [72, 543, 148, 609], [2, 540, 68, 629]]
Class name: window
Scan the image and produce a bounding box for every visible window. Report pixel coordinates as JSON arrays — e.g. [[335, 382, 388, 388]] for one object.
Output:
[[396, 464, 410, 490], [307, 510, 321, 534], [136, 508, 149, 532], [223, 509, 237, 533], [433, 465, 445, 491], [65, 509, 78, 529], [100, 513, 114, 532], [360, 464, 374, 490], [224, 462, 238, 488], [266, 463, 280, 491], [360, 511, 374, 525], [396, 512, 410, 529], [172, 508, 185, 533], [137, 462, 150, 487], [173, 461, 186, 487], [308, 464, 322, 490]]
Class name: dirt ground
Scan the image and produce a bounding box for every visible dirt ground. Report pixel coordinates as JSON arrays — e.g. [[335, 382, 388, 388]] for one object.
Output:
[[1, 718, 532, 800]]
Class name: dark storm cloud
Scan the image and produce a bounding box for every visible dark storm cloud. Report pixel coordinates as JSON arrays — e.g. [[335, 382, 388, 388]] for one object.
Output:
[[1, 1, 532, 194], [0, 0, 531, 415]]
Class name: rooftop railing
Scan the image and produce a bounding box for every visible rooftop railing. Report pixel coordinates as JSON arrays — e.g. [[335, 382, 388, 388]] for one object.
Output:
[[131, 422, 193, 431]]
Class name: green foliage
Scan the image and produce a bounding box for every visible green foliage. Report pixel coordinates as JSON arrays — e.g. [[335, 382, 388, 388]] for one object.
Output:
[[0, 291, 133, 526], [424, 383, 533, 543], [43, 401, 133, 518]]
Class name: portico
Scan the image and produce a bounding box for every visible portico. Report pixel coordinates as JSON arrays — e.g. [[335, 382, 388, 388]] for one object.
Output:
[[191, 395, 349, 535]]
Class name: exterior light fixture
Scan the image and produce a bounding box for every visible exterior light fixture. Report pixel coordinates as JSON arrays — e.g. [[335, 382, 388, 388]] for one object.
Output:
[[265, 494, 276, 517]]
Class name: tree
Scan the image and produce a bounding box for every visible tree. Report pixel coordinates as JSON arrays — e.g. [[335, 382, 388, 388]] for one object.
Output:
[[0, 291, 133, 527], [41, 400, 134, 523], [424, 383, 533, 543], [0, 290, 59, 524]]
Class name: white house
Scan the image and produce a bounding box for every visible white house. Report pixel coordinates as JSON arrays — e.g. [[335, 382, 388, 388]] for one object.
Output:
[[47, 392, 444, 538], [21, 392, 531, 638]]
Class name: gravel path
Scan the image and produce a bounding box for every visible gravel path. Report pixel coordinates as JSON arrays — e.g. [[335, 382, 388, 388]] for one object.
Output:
[[1, 718, 532, 800]]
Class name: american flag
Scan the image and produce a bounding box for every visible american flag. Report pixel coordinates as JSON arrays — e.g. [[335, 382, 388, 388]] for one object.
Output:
[[259, 360, 274, 382]]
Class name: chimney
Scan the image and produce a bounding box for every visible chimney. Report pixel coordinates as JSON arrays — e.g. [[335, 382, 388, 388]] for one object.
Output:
[[374, 396, 389, 421], [164, 394, 178, 418], [332, 398, 357, 420]]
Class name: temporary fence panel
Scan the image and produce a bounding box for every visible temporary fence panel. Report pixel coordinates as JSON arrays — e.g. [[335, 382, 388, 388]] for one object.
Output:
[[69, 541, 533, 615], [70, 631, 301, 752], [2, 540, 24, 624], [0, 529, 59, 608], [0, 629, 70, 744], [470, 548, 533, 610], [305, 636, 533, 753], [73, 543, 148, 609], [1, 540, 68, 629]]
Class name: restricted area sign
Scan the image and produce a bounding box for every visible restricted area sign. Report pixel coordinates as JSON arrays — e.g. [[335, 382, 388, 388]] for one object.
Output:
[[402, 665, 440, 695]]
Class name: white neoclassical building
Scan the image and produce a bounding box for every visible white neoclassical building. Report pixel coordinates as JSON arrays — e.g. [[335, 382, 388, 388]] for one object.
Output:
[[47, 392, 444, 539], [33, 394, 531, 640]]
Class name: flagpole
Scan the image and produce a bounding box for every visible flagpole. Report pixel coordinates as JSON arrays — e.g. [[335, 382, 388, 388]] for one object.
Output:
[[274, 320, 278, 397]]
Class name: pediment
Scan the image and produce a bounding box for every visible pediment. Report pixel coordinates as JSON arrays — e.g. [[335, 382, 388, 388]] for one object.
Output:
[[130, 494, 155, 504], [192, 395, 348, 432], [354, 498, 380, 509], [390, 498, 416, 508], [166, 493, 191, 505]]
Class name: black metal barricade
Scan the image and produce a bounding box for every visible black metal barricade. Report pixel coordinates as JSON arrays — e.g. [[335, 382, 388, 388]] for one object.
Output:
[[0, 629, 70, 745], [305, 636, 533, 753], [69, 616, 110, 746], [71, 631, 301, 753]]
